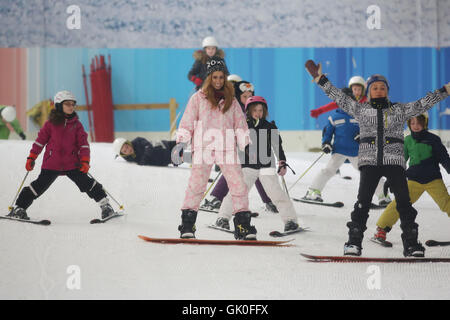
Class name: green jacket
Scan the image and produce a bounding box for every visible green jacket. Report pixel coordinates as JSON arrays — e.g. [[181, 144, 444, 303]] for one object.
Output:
[[404, 130, 450, 184], [0, 106, 25, 139]]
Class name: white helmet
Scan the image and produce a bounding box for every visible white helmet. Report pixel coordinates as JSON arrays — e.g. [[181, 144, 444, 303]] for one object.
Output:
[[227, 74, 242, 83], [1, 106, 16, 122], [113, 138, 128, 156], [202, 36, 219, 48], [348, 76, 366, 91], [54, 90, 77, 104]]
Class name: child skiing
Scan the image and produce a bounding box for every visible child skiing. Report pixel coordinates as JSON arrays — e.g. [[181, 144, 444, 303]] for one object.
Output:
[[113, 137, 179, 167], [304, 86, 391, 206], [305, 59, 450, 257], [175, 56, 255, 240], [201, 80, 278, 213], [373, 114, 450, 244], [215, 96, 300, 232], [7, 91, 116, 221], [187, 36, 228, 91]]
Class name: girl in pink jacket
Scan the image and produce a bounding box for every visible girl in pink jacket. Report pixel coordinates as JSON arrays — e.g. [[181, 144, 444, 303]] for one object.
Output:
[[7, 91, 115, 221], [175, 56, 256, 240]]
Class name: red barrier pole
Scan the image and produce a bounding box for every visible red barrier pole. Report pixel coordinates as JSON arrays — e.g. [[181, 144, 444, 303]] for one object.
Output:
[[82, 64, 95, 142]]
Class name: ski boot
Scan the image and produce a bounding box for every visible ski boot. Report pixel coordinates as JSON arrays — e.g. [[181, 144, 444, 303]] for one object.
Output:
[[343, 221, 364, 256], [99, 199, 115, 219], [265, 202, 279, 213], [401, 224, 425, 257], [201, 197, 222, 210], [215, 217, 230, 230], [178, 209, 197, 239], [7, 207, 30, 220], [233, 211, 257, 240], [284, 220, 300, 232], [303, 188, 323, 202], [373, 226, 387, 241]]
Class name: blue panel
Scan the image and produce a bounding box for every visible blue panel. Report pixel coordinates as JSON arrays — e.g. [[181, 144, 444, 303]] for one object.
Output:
[[32, 47, 450, 132]]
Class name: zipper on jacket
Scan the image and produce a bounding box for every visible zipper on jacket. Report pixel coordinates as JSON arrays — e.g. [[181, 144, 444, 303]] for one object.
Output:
[[377, 108, 384, 165]]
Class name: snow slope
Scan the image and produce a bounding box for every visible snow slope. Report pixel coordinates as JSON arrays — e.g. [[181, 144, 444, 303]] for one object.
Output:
[[0, 140, 449, 300]]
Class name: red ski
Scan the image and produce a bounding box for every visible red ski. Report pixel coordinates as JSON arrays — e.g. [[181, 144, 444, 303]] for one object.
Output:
[[138, 235, 293, 246], [301, 253, 450, 263]]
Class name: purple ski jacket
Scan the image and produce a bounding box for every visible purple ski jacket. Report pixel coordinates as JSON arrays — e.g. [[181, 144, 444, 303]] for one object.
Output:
[[30, 114, 90, 171]]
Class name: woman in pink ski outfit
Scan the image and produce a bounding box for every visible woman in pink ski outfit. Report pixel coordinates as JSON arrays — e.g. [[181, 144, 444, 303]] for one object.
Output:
[[175, 56, 256, 240]]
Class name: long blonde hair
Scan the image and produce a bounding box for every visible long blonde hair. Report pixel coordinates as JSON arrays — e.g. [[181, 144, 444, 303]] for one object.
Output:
[[202, 71, 235, 113]]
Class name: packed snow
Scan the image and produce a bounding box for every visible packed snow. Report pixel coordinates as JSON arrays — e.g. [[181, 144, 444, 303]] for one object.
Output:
[[0, 139, 449, 300]]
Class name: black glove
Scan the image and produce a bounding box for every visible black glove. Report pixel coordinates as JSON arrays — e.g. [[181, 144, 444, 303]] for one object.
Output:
[[19, 132, 26, 140], [322, 143, 332, 154]]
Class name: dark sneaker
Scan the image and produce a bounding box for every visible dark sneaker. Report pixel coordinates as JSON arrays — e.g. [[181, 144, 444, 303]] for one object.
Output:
[[7, 207, 30, 220], [178, 209, 197, 239], [233, 211, 257, 240], [284, 220, 299, 232], [215, 217, 230, 230]]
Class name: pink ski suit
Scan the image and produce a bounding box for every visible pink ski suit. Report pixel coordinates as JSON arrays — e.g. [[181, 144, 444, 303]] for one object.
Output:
[[177, 90, 250, 214]]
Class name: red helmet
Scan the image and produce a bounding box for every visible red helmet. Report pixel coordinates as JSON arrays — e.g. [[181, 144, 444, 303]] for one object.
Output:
[[245, 95, 267, 111]]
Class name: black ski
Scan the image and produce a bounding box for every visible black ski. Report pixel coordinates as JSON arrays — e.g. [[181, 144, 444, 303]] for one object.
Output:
[[370, 237, 393, 247], [425, 240, 450, 247], [0, 215, 51, 226], [269, 227, 310, 238], [292, 197, 344, 208], [90, 212, 124, 224]]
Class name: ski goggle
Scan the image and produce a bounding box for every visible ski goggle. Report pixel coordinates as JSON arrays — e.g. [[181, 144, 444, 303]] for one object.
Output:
[[239, 82, 254, 93]]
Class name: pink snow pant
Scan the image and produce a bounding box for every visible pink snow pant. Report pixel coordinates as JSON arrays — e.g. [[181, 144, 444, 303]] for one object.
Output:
[[182, 150, 249, 214]]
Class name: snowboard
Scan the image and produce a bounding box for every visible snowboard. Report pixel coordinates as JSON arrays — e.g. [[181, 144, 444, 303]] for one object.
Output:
[[292, 198, 344, 208], [0, 215, 51, 226], [138, 235, 293, 246], [300, 253, 450, 263]]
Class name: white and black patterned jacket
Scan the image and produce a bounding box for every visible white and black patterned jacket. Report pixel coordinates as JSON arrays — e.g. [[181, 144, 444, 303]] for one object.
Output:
[[317, 77, 448, 169]]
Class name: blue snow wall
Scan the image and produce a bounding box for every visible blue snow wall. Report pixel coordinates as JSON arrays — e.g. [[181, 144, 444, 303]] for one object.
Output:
[[32, 47, 450, 131]]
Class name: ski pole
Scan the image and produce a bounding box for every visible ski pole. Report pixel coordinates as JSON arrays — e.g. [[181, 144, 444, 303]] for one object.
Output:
[[201, 170, 222, 203], [87, 173, 124, 211], [281, 176, 290, 197], [288, 152, 325, 191], [9, 172, 29, 211]]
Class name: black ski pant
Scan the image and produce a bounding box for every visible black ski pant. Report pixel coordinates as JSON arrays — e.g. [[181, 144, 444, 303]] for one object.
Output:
[[347, 165, 418, 246], [16, 169, 107, 210]]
